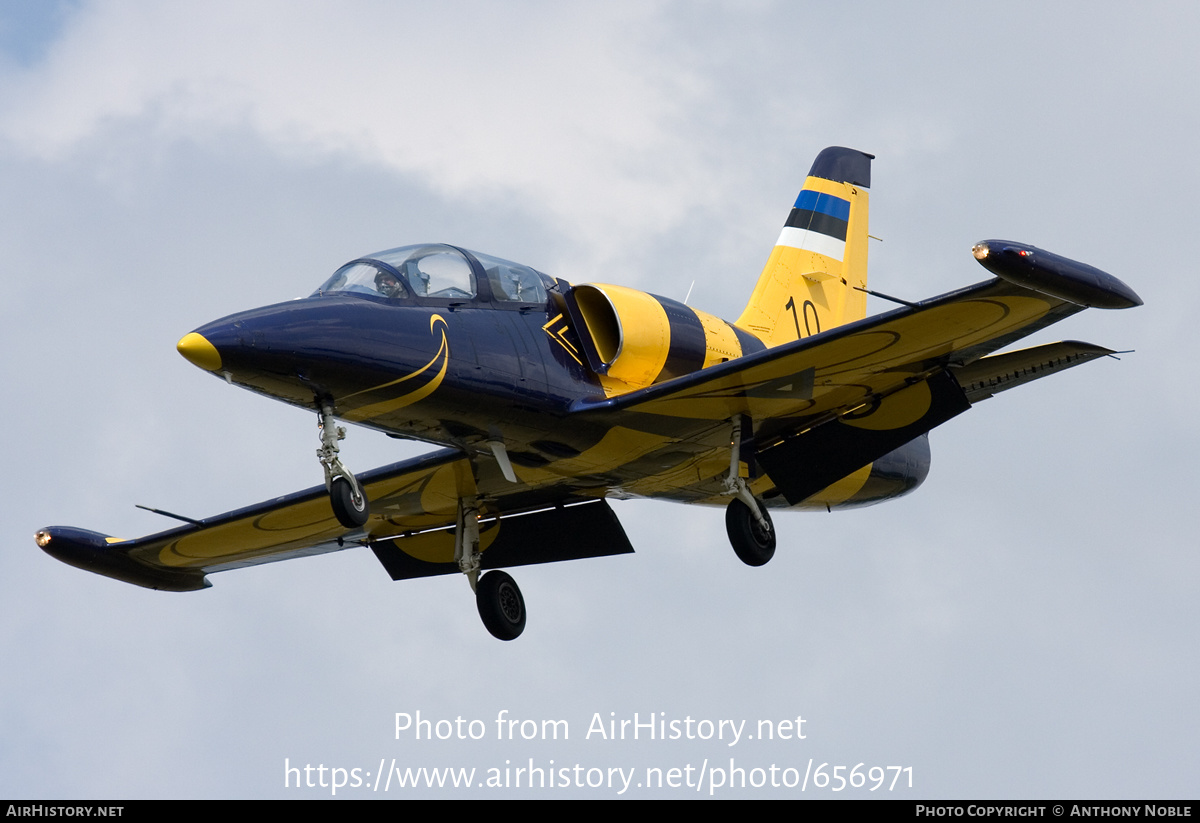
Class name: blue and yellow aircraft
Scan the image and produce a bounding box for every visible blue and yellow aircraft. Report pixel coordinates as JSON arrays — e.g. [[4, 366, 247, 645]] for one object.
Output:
[[37, 148, 1142, 640]]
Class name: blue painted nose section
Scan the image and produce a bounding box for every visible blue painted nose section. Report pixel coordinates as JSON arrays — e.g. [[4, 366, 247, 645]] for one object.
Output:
[[180, 296, 452, 416]]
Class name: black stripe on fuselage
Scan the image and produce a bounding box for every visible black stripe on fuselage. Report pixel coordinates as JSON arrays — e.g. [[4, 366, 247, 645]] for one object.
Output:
[[654, 295, 707, 382], [731, 324, 766, 357], [784, 208, 848, 241]]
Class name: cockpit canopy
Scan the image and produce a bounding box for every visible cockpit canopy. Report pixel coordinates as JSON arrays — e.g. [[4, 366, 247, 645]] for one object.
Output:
[[313, 244, 550, 305]]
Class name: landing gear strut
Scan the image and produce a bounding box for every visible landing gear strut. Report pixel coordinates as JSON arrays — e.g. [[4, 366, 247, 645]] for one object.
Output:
[[455, 496, 526, 640], [723, 414, 776, 566], [317, 403, 369, 529]]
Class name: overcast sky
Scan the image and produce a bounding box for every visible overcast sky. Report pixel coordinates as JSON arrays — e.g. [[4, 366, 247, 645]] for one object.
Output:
[[2, 0, 1196, 799]]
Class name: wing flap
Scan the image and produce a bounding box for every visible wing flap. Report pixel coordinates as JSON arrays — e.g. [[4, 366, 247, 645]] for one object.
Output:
[[950, 340, 1116, 402], [755, 370, 970, 505], [370, 499, 634, 580]]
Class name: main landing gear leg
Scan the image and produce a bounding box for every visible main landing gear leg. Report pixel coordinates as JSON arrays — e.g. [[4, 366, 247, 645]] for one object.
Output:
[[317, 402, 369, 529], [457, 497, 526, 641], [722, 414, 776, 567]]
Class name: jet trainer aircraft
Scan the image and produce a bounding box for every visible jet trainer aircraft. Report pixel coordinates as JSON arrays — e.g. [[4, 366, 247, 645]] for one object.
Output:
[[37, 147, 1142, 640]]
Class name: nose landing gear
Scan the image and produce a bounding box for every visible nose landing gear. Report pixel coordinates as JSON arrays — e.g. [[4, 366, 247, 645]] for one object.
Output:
[[317, 403, 369, 529], [330, 476, 368, 529]]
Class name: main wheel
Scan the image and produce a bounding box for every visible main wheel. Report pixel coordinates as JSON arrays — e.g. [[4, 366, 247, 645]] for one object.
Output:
[[725, 498, 776, 566], [330, 476, 369, 529], [476, 571, 526, 640]]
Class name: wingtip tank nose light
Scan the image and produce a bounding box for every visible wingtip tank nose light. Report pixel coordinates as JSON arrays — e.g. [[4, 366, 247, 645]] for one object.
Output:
[[177, 332, 222, 371]]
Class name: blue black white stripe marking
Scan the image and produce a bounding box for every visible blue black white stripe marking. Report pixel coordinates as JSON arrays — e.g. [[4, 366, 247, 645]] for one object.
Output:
[[775, 189, 852, 261]]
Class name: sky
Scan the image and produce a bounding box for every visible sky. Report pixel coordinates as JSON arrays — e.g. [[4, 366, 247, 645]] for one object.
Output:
[[2, 0, 1197, 800]]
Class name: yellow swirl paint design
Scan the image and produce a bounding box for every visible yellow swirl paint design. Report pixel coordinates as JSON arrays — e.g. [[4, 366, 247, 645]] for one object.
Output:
[[341, 315, 449, 422]]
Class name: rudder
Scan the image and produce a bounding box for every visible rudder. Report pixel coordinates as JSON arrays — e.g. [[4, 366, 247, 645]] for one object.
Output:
[[736, 147, 874, 347]]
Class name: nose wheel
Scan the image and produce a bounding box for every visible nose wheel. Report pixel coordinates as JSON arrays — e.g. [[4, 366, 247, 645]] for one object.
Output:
[[317, 403, 370, 529], [330, 476, 369, 529]]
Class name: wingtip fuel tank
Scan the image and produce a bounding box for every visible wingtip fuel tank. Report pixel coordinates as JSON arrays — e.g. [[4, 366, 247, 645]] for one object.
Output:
[[971, 241, 1142, 309]]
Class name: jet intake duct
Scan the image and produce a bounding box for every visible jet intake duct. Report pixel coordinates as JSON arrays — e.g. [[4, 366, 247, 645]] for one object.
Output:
[[565, 284, 755, 391]]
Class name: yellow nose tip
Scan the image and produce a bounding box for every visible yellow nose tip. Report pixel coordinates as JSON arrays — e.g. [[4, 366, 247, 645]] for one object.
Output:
[[177, 332, 222, 371]]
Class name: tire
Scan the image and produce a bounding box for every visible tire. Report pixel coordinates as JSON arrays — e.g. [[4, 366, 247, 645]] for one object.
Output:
[[725, 498, 775, 566], [330, 476, 369, 529], [476, 571, 526, 640]]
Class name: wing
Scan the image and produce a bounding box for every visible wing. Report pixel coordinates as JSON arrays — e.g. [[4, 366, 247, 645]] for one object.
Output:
[[571, 275, 1130, 505], [37, 447, 633, 591], [578, 277, 1078, 418]]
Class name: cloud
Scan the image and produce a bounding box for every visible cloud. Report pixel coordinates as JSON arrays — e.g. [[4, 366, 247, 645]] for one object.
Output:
[[1, 1, 720, 257]]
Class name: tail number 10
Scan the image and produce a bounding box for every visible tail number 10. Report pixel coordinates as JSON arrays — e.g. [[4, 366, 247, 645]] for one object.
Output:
[[786, 297, 820, 338]]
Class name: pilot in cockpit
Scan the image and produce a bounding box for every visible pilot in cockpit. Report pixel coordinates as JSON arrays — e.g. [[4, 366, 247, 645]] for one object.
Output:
[[374, 270, 405, 299]]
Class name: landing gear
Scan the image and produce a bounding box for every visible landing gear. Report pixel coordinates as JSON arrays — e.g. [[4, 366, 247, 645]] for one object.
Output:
[[476, 571, 526, 640], [725, 498, 775, 566], [723, 413, 775, 566], [330, 476, 368, 528], [317, 402, 369, 529], [455, 496, 527, 640]]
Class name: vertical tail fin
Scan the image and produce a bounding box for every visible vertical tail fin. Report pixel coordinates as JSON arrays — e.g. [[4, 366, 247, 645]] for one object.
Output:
[[736, 147, 874, 347]]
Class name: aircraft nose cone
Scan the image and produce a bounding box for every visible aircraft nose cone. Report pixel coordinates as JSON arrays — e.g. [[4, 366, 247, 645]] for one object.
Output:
[[177, 332, 222, 371], [972, 242, 990, 260]]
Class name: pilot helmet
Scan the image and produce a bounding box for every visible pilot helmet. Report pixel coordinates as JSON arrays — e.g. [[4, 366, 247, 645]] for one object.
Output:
[[374, 269, 403, 298]]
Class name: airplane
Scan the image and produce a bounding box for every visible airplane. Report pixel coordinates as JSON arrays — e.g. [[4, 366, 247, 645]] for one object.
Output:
[[36, 147, 1142, 640]]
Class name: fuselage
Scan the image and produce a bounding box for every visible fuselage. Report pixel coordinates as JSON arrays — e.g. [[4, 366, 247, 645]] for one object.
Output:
[[177, 243, 928, 510]]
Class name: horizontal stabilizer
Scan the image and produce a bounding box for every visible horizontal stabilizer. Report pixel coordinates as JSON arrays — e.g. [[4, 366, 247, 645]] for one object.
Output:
[[951, 340, 1115, 403]]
